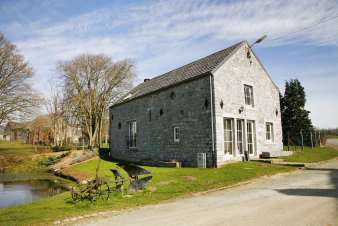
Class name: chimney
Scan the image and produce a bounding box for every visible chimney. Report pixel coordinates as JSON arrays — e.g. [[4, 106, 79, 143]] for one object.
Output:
[[144, 78, 150, 82]]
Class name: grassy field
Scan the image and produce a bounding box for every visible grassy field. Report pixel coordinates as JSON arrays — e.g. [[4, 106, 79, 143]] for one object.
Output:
[[0, 141, 54, 174], [0, 140, 37, 157], [281, 146, 338, 163], [326, 135, 338, 139], [0, 158, 295, 226], [4, 142, 337, 226]]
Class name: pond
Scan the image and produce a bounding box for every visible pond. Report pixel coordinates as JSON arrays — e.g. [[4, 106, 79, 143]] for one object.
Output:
[[0, 179, 68, 208]]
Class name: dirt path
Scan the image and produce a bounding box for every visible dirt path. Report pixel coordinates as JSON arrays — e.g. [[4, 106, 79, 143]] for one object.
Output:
[[73, 158, 338, 226]]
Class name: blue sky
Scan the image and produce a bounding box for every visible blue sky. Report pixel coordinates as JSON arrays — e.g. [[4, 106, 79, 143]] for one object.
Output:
[[0, 0, 338, 128]]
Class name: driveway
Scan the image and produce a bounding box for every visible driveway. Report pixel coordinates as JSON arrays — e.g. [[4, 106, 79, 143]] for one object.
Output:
[[74, 159, 338, 226]]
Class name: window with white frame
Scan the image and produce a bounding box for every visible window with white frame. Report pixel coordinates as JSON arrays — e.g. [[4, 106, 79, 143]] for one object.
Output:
[[223, 118, 234, 155], [244, 85, 254, 106], [128, 121, 137, 148], [266, 122, 274, 142], [174, 127, 180, 142], [236, 119, 245, 154], [246, 120, 256, 155]]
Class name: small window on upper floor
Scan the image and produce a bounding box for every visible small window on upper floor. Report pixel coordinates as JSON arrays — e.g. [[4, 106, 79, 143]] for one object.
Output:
[[244, 85, 254, 106]]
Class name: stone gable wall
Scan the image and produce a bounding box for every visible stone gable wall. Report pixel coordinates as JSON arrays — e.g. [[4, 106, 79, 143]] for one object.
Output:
[[212, 43, 283, 166]]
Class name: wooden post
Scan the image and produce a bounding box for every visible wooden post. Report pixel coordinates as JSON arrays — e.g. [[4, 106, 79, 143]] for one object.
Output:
[[300, 130, 304, 150], [310, 132, 314, 149], [287, 131, 290, 151]]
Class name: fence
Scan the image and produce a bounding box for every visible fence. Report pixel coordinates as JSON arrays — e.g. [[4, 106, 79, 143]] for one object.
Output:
[[284, 130, 322, 151]]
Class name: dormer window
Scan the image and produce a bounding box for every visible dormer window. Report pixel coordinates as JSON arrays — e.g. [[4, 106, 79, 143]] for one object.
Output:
[[244, 85, 254, 106]]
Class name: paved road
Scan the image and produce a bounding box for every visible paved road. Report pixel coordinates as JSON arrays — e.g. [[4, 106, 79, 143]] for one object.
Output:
[[75, 157, 338, 226]]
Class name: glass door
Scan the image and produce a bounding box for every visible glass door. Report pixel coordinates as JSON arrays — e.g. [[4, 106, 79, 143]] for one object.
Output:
[[223, 118, 234, 155], [236, 119, 244, 155], [246, 120, 256, 156]]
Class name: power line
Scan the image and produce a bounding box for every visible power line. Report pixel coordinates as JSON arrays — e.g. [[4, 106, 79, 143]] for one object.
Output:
[[268, 13, 338, 42]]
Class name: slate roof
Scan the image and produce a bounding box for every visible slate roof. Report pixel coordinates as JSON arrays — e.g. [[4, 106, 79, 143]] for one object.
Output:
[[113, 41, 244, 106]]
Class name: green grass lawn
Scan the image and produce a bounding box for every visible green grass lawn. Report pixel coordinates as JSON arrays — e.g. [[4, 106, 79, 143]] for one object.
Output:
[[0, 159, 294, 226], [326, 135, 338, 139], [0, 141, 36, 155], [281, 146, 338, 163], [0, 141, 52, 174]]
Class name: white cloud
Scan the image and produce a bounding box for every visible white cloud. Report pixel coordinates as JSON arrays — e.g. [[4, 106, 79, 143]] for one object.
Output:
[[1, 0, 338, 127]]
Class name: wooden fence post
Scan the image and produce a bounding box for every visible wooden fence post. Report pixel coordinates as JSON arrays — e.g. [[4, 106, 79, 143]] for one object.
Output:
[[300, 130, 304, 150]]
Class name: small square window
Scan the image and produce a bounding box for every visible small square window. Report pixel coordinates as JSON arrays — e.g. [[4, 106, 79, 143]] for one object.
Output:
[[266, 122, 274, 142], [174, 127, 180, 143]]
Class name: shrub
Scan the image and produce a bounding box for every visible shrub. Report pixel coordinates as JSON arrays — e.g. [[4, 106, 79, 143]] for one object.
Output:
[[40, 156, 61, 166], [39, 152, 70, 166], [52, 145, 71, 152]]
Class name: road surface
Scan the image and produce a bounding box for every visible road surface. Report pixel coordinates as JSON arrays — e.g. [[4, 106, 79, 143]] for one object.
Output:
[[74, 158, 338, 226]]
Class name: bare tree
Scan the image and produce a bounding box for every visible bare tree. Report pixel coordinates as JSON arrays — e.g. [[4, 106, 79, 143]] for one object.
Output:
[[45, 85, 66, 146], [0, 32, 41, 125], [58, 54, 134, 149]]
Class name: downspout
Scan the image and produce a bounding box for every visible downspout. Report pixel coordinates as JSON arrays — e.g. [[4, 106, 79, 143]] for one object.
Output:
[[209, 74, 217, 168]]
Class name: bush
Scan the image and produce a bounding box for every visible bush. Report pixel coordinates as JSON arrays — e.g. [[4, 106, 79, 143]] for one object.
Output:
[[39, 152, 70, 166], [52, 145, 71, 152], [40, 156, 61, 166]]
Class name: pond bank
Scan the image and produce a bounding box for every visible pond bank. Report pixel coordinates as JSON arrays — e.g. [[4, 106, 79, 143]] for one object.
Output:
[[0, 141, 75, 208], [49, 150, 98, 183]]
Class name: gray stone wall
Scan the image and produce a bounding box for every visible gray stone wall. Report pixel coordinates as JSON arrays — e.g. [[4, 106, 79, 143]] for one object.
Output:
[[109, 76, 214, 167], [212, 42, 283, 166]]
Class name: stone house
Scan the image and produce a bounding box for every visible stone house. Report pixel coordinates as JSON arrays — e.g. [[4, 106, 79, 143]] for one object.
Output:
[[4, 122, 29, 143], [4, 114, 84, 146], [27, 115, 53, 145], [30, 114, 83, 146], [109, 41, 283, 167], [0, 126, 10, 141]]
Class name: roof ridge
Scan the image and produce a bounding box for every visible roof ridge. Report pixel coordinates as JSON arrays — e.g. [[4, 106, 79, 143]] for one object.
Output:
[[112, 40, 245, 107], [144, 41, 245, 83]]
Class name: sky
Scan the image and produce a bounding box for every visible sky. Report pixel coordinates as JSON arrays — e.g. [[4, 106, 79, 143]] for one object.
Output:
[[0, 0, 338, 128]]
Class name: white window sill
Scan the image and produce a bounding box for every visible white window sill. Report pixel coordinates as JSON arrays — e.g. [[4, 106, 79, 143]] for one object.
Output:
[[245, 104, 255, 109]]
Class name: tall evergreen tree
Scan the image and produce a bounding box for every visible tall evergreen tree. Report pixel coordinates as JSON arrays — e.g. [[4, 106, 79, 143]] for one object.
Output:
[[280, 79, 314, 146]]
